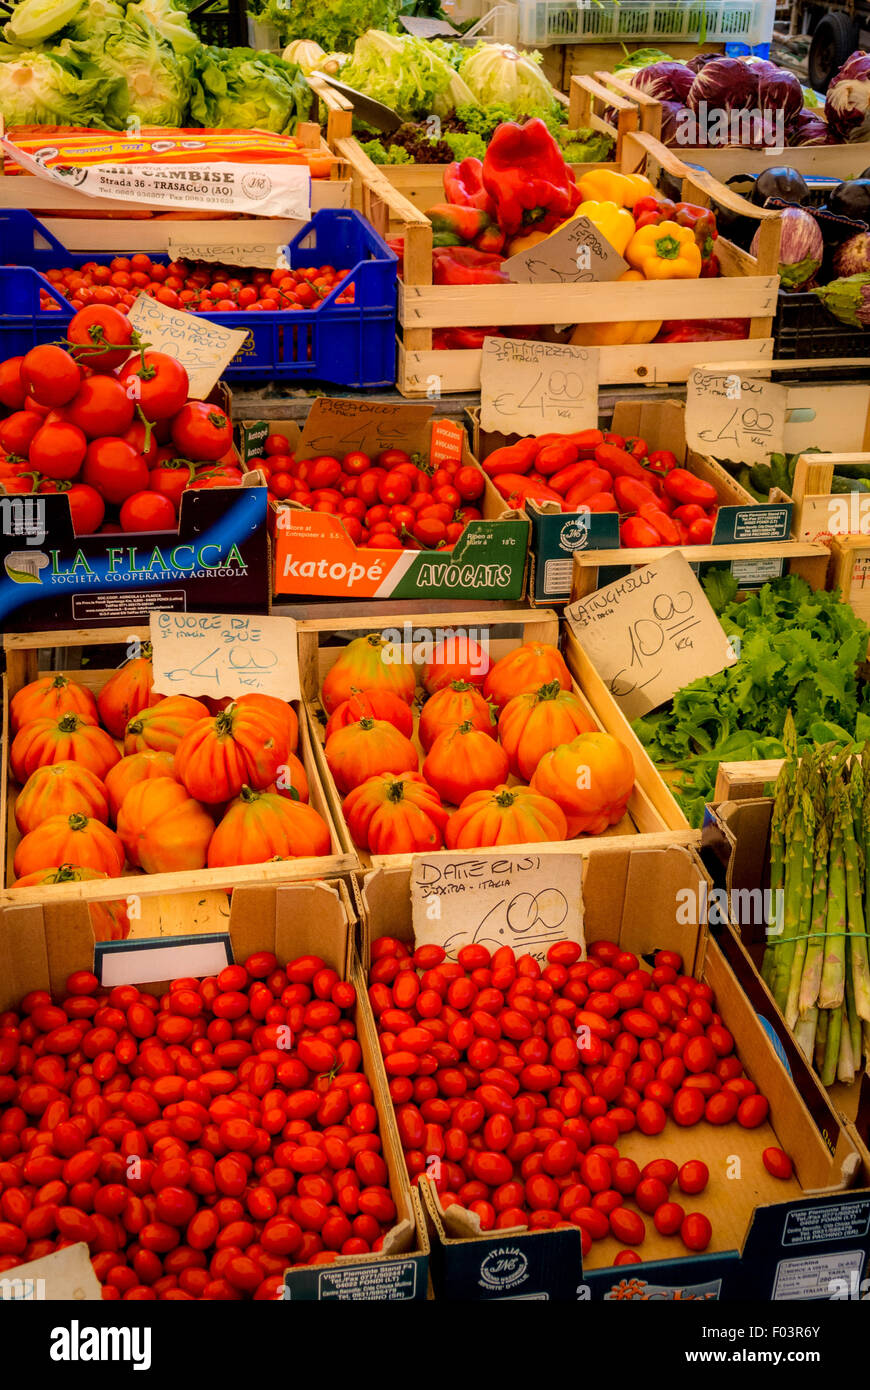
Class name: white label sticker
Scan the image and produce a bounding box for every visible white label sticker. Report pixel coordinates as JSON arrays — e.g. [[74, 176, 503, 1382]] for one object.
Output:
[[772, 1249, 865, 1301], [98, 936, 232, 988], [150, 610, 300, 701]]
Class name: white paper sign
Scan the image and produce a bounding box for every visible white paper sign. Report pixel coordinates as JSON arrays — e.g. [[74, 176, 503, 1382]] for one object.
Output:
[[128, 293, 248, 400], [97, 935, 233, 988], [2, 138, 312, 218], [480, 336, 598, 436], [686, 368, 788, 466], [503, 215, 628, 285], [565, 550, 737, 719], [1, 1244, 102, 1302], [167, 228, 290, 270], [150, 611, 301, 701], [410, 851, 583, 964]]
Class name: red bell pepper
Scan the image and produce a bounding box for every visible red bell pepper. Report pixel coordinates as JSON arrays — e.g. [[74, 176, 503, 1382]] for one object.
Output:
[[699, 253, 721, 279], [633, 195, 676, 230], [624, 436, 648, 462], [474, 224, 506, 254], [646, 449, 678, 476], [432, 247, 508, 286], [656, 317, 749, 343], [482, 119, 582, 237], [663, 469, 718, 507], [444, 158, 497, 218], [673, 202, 717, 262], [433, 326, 499, 350], [429, 204, 493, 245], [603, 432, 625, 447]]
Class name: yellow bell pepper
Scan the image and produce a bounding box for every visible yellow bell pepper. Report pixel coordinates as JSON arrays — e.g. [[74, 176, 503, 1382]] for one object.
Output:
[[568, 270, 661, 346], [572, 199, 635, 256], [577, 170, 657, 210], [506, 230, 550, 256], [625, 221, 702, 279]]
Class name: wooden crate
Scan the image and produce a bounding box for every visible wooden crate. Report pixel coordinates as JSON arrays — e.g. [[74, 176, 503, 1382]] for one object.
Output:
[[298, 607, 693, 877], [788, 452, 870, 547], [0, 627, 357, 936], [367, 129, 782, 397], [569, 536, 830, 601], [713, 759, 784, 801], [830, 534, 870, 633]]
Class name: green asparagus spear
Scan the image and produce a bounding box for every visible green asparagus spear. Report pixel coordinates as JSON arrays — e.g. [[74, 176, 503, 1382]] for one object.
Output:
[[762, 757, 794, 987], [814, 1008, 829, 1073], [796, 815, 829, 1020], [772, 786, 815, 1014], [820, 1001, 843, 1087], [784, 780, 819, 1028], [819, 792, 847, 1011], [794, 1008, 818, 1062], [841, 774, 870, 1023]]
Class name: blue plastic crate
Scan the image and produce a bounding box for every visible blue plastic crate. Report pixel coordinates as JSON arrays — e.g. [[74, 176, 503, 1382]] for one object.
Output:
[[0, 208, 397, 388]]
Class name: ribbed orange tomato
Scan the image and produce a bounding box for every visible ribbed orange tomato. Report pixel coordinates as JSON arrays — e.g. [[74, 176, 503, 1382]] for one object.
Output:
[[10, 674, 97, 735], [321, 633, 416, 714], [207, 787, 331, 867], [445, 784, 568, 849], [116, 777, 214, 874], [10, 864, 130, 941], [15, 761, 110, 837], [421, 721, 510, 805], [97, 645, 163, 738], [483, 643, 572, 711], [343, 772, 449, 854], [265, 750, 309, 804], [104, 750, 177, 820], [531, 731, 635, 836], [325, 690, 414, 741], [419, 680, 496, 753], [13, 813, 125, 879], [325, 717, 418, 796], [422, 633, 490, 693], [233, 693, 299, 754], [123, 696, 210, 756], [174, 702, 290, 804], [498, 682, 597, 780], [11, 713, 120, 784]]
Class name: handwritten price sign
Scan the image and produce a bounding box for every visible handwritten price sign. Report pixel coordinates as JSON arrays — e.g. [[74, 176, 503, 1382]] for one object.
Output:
[[480, 336, 599, 436], [149, 612, 300, 702], [685, 369, 788, 467], [565, 550, 737, 719]]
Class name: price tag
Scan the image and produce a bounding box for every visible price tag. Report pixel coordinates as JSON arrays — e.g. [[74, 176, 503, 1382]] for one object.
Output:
[[128, 294, 248, 400], [150, 611, 300, 701], [502, 216, 628, 285], [297, 397, 434, 460], [4, 1244, 101, 1302], [167, 227, 290, 270], [480, 336, 598, 436], [565, 550, 738, 720], [410, 851, 583, 965], [685, 368, 788, 466]]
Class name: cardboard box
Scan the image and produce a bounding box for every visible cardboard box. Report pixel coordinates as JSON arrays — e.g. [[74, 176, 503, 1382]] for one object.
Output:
[[0, 876, 429, 1300], [360, 841, 867, 1301], [470, 398, 804, 606], [1, 625, 356, 928], [241, 400, 529, 602], [298, 607, 692, 879]]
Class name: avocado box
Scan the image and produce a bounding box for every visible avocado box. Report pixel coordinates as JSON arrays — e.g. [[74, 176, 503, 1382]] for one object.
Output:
[[241, 399, 529, 602]]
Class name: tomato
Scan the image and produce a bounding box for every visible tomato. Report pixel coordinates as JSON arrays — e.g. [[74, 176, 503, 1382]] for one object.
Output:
[[82, 438, 149, 504], [118, 353, 189, 421], [413, 517, 447, 548], [454, 465, 485, 502], [680, 1212, 712, 1252], [66, 305, 134, 372], [0, 356, 26, 410], [653, 1201, 684, 1236], [378, 470, 412, 506], [640, 1158, 677, 1187], [265, 434, 291, 456], [0, 410, 41, 455], [677, 1160, 708, 1195], [609, 1206, 645, 1245], [704, 1090, 739, 1125], [356, 471, 385, 507], [150, 462, 192, 511], [634, 1177, 669, 1214], [168, 403, 231, 462], [61, 482, 105, 536], [671, 1088, 705, 1127], [341, 450, 371, 475], [66, 375, 135, 439], [376, 449, 411, 470], [736, 1095, 769, 1129], [120, 491, 177, 532], [306, 456, 342, 490], [762, 1146, 793, 1180], [20, 345, 81, 408], [29, 422, 87, 481]]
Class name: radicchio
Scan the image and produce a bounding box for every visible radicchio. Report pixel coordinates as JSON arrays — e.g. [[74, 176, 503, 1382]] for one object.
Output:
[[687, 57, 759, 115], [629, 61, 694, 104], [825, 51, 870, 141], [787, 109, 834, 146]]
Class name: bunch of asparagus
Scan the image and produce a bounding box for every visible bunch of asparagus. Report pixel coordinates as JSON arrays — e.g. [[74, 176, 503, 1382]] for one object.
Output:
[[762, 712, 870, 1087]]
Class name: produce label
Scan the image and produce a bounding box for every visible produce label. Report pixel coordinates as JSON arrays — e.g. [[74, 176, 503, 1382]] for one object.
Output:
[[282, 1258, 425, 1300], [96, 934, 233, 989], [294, 398, 435, 462], [409, 851, 583, 964], [772, 1250, 865, 1301], [480, 337, 598, 437], [167, 227, 290, 270], [782, 1199, 870, 1247], [127, 294, 249, 400], [565, 549, 738, 720], [503, 216, 628, 285], [685, 369, 788, 467], [2, 135, 312, 218], [150, 612, 301, 702]]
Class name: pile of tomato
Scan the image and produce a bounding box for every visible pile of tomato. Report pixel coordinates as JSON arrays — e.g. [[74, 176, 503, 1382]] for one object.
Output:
[[0, 305, 242, 535], [0, 952, 400, 1300], [256, 434, 486, 551], [368, 935, 794, 1264], [38, 255, 355, 316]]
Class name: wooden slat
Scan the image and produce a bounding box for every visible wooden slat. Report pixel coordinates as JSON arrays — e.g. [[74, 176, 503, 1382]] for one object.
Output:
[[713, 760, 784, 801], [570, 540, 830, 601]]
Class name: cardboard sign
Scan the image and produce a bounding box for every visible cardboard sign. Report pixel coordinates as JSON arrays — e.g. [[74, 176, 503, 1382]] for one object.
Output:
[[503, 216, 628, 286], [150, 611, 301, 701], [167, 226, 290, 270], [0, 1244, 101, 1302], [410, 852, 583, 964], [480, 337, 598, 436], [685, 369, 788, 466], [296, 398, 434, 460], [128, 294, 249, 399], [3, 136, 312, 217], [96, 934, 233, 989], [565, 550, 738, 719]]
